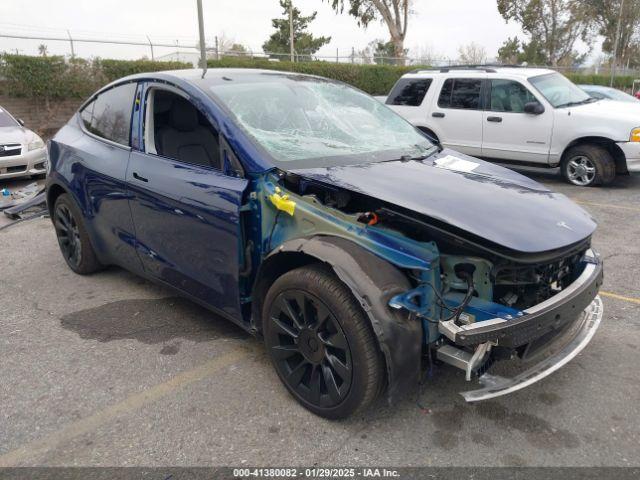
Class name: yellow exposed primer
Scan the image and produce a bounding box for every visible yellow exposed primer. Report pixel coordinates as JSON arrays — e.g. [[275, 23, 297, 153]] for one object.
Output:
[[269, 186, 296, 216]]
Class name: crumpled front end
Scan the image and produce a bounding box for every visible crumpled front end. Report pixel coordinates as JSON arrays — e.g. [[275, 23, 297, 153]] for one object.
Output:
[[250, 169, 604, 404], [390, 247, 604, 402]]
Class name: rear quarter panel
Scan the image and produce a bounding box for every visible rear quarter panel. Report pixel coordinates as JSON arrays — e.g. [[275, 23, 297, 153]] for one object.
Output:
[[48, 116, 139, 270]]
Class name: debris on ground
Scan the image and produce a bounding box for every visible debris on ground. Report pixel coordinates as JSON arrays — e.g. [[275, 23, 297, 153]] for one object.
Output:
[[0, 182, 47, 219], [0, 182, 48, 231]]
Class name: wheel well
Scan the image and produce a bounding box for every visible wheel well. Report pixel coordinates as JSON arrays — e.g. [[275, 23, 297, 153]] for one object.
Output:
[[250, 252, 320, 333], [46, 183, 67, 217], [251, 236, 422, 402], [562, 137, 628, 174], [250, 249, 391, 394]]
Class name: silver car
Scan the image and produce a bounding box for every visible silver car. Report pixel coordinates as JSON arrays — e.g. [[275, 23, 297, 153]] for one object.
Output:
[[578, 84, 640, 103], [0, 106, 47, 180]]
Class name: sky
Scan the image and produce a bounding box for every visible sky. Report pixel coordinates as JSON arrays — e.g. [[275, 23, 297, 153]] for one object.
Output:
[[0, 0, 576, 63]]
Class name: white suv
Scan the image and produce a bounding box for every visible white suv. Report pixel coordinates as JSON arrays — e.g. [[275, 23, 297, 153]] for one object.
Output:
[[384, 66, 640, 186]]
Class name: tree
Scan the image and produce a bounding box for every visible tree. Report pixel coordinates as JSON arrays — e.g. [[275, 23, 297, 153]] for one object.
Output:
[[364, 39, 407, 64], [584, 0, 640, 68], [457, 42, 487, 64], [497, 0, 593, 66], [497, 36, 547, 64], [263, 0, 331, 61], [38, 44, 48, 57], [225, 43, 250, 57], [497, 37, 521, 64], [324, 0, 411, 64]]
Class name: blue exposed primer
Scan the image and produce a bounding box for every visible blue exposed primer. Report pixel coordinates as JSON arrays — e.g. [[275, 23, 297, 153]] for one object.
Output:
[[442, 293, 523, 321], [258, 176, 438, 271], [389, 270, 523, 343], [246, 174, 529, 345]]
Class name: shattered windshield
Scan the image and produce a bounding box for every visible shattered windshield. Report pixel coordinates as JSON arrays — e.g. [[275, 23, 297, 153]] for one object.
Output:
[[211, 76, 433, 168]]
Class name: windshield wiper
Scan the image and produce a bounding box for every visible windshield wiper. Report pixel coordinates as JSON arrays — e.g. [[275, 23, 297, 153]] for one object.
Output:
[[556, 97, 598, 108], [379, 145, 441, 164], [403, 145, 441, 161]]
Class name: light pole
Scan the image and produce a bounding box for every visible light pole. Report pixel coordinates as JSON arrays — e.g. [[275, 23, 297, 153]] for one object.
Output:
[[197, 0, 207, 75], [289, 0, 294, 62], [610, 0, 625, 87]]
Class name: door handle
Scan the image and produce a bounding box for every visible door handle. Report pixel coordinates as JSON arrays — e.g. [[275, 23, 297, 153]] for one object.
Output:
[[132, 172, 148, 182], [487, 116, 503, 123], [432, 112, 445, 118]]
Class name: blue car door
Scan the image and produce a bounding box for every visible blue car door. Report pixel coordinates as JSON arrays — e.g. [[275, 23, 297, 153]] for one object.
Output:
[[72, 81, 143, 271], [126, 84, 249, 321]]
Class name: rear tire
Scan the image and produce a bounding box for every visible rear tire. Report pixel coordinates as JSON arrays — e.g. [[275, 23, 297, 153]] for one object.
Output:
[[53, 194, 104, 274], [561, 144, 616, 187], [262, 264, 385, 419]]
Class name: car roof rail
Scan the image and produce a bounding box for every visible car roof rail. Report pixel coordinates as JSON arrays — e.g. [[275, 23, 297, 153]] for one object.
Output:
[[408, 64, 529, 74]]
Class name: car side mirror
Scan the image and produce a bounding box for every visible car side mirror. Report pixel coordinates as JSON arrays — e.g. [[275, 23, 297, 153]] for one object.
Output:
[[17, 118, 25, 126], [524, 102, 545, 115]]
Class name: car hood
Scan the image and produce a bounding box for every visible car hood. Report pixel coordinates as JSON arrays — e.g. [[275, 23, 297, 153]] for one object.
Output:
[[290, 149, 597, 254], [568, 99, 640, 129], [0, 126, 34, 145]]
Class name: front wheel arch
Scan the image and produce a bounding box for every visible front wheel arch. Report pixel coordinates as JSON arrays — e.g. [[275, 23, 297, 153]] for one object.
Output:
[[251, 236, 421, 403], [561, 137, 627, 175], [46, 181, 68, 218]]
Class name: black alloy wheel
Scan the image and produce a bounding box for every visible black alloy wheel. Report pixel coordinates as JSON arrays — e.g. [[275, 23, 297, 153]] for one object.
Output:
[[54, 202, 82, 269], [53, 194, 103, 274], [268, 289, 353, 408], [263, 264, 385, 419]]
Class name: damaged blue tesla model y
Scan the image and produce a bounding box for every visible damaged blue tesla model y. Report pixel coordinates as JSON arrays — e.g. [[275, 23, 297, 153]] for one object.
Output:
[[46, 69, 603, 418]]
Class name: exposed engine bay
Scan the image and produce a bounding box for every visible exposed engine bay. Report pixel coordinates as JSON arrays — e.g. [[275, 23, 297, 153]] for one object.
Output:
[[281, 170, 589, 310], [251, 169, 603, 401]]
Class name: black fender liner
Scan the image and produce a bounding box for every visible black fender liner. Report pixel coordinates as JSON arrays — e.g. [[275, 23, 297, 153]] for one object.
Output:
[[258, 235, 422, 403]]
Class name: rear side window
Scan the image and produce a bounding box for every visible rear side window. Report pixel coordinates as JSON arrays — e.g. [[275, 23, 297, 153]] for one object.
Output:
[[438, 78, 482, 110], [386, 78, 433, 106], [80, 83, 137, 146]]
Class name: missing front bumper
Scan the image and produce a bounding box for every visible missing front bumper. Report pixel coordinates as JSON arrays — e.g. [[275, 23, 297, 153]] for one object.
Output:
[[460, 295, 603, 402]]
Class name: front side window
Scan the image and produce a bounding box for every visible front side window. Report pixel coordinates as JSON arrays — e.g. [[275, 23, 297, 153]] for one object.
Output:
[[0, 107, 19, 127], [529, 73, 591, 108], [145, 89, 221, 169], [210, 77, 433, 168], [490, 80, 538, 113], [81, 83, 137, 145], [387, 78, 433, 106], [438, 78, 482, 110]]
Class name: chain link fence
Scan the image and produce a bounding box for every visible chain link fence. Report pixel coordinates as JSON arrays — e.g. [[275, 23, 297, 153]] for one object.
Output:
[[2, 26, 640, 79]]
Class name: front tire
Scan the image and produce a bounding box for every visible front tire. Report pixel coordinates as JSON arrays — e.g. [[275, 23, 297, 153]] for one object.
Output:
[[561, 144, 616, 187], [53, 194, 103, 274], [262, 264, 385, 419]]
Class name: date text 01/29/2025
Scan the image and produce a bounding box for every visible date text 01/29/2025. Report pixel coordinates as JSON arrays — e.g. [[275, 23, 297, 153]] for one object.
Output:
[[233, 467, 400, 478]]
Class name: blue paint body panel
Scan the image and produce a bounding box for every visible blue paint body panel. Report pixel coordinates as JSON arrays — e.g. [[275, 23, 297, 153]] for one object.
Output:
[[48, 120, 142, 273], [126, 151, 248, 317]]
